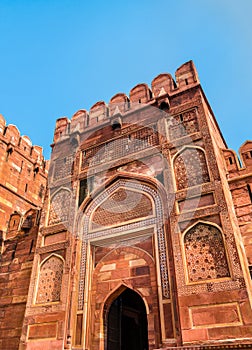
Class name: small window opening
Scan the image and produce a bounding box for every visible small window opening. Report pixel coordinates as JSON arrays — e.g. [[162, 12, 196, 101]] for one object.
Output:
[[249, 265, 252, 279], [33, 166, 39, 178], [86, 115, 90, 127], [96, 117, 99, 122], [25, 184, 28, 192], [79, 179, 88, 207], [11, 243, 17, 259], [179, 114, 183, 122], [29, 240, 34, 254], [159, 101, 169, 111], [20, 161, 23, 173], [185, 78, 189, 85], [79, 177, 94, 207], [228, 157, 233, 165], [6, 147, 13, 161], [24, 146, 26, 151], [245, 152, 252, 159], [139, 99, 141, 103], [247, 184, 252, 203], [112, 121, 121, 130]]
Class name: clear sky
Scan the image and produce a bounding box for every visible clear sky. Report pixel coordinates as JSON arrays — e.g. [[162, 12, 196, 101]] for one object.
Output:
[[0, 0, 251, 159]]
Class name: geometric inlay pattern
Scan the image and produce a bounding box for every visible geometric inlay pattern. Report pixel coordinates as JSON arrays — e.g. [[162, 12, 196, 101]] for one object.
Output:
[[48, 189, 71, 226], [81, 125, 158, 169], [91, 187, 153, 230], [174, 148, 210, 190], [184, 223, 230, 283], [54, 155, 74, 180], [36, 255, 64, 304]]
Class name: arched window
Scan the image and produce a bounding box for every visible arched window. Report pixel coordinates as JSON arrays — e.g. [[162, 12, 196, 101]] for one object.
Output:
[[174, 147, 210, 190], [36, 255, 64, 304], [184, 222, 230, 283]]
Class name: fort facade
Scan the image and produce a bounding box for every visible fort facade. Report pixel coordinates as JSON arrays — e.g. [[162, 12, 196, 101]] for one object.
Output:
[[1, 61, 252, 350]]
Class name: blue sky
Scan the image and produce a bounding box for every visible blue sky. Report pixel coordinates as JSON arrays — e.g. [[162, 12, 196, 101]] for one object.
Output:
[[0, 0, 251, 159]]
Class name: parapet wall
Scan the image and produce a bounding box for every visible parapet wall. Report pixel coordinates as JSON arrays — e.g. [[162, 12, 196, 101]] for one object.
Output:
[[53, 60, 200, 143], [0, 114, 48, 232], [222, 140, 252, 175], [0, 114, 45, 164]]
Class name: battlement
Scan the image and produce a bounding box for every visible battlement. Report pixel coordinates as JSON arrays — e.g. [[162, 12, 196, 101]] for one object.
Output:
[[0, 115, 48, 233], [53, 60, 200, 143], [0, 114, 47, 167], [222, 140, 252, 176]]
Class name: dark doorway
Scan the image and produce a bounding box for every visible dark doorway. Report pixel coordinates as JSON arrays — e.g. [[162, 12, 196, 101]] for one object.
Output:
[[106, 288, 148, 350]]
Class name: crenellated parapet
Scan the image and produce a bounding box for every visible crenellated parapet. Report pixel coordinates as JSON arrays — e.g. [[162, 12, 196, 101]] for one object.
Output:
[[223, 141, 252, 267], [52, 60, 200, 144], [222, 140, 252, 176], [0, 114, 48, 233], [0, 114, 47, 168], [20, 60, 252, 350]]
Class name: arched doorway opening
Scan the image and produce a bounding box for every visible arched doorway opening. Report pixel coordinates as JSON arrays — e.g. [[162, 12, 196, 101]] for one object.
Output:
[[106, 288, 148, 350]]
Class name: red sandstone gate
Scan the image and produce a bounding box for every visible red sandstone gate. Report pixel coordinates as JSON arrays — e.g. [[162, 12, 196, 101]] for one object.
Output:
[[72, 176, 180, 349]]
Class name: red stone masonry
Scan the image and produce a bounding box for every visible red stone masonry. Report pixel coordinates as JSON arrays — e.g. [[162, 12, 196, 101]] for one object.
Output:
[[0, 115, 48, 350], [2, 61, 252, 350]]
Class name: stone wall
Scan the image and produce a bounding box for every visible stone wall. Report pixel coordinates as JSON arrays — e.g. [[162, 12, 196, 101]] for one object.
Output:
[[0, 116, 48, 350], [7, 60, 252, 349]]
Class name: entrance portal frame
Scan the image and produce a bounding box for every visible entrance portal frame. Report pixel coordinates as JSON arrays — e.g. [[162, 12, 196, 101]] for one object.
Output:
[[73, 176, 179, 349]]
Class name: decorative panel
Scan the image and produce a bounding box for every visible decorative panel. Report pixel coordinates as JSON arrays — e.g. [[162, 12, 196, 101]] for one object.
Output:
[[81, 126, 158, 169], [91, 187, 153, 230], [184, 223, 230, 283], [174, 148, 210, 190], [48, 189, 71, 225], [54, 155, 74, 180], [36, 255, 64, 304]]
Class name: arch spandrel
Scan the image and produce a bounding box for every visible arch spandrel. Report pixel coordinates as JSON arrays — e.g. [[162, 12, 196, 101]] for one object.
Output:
[[89, 186, 154, 232]]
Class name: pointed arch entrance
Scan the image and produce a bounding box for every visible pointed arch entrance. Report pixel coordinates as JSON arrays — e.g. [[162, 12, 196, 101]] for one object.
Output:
[[106, 288, 148, 350], [73, 176, 181, 349]]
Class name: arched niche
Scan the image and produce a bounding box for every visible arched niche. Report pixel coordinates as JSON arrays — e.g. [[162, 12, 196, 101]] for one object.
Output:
[[173, 146, 210, 190], [7, 212, 22, 235], [36, 254, 64, 304], [183, 221, 230, 283], [48, 187, 71, 226]]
